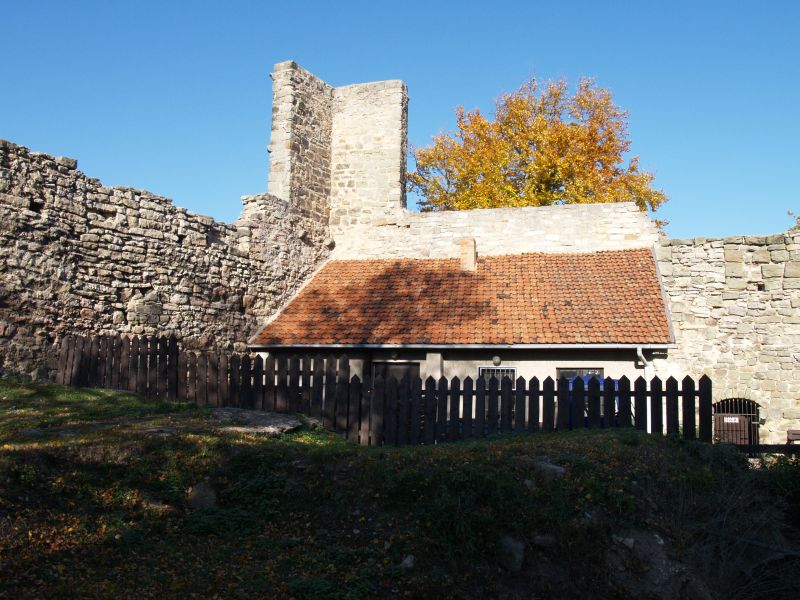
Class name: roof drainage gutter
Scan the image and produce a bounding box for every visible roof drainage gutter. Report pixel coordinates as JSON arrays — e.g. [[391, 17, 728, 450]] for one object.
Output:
[[636, 346, 654, 368], [249, 343, 677, 350]]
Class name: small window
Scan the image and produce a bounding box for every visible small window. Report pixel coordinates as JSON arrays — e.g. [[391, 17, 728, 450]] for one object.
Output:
[[478, 367, 517, 385], [556, 368, 604, 380]]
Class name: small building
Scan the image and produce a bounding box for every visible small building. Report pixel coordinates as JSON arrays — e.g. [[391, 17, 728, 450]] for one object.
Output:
[[249, 241, 674, 386]]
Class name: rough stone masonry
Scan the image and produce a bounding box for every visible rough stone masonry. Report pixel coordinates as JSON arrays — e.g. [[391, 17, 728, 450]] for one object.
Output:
[[1, 60, 798, 442]]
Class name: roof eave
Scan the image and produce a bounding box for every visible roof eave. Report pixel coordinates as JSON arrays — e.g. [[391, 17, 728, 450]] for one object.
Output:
[[248, 342, 676, 350]]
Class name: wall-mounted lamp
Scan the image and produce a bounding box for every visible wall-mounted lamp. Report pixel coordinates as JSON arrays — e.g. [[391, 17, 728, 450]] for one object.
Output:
[[492, 355, 502, 366]]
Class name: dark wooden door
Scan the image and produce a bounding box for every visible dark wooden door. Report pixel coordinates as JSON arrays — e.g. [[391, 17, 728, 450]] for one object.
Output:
[[714, 413, 751, 445], [372, 362, 420, 383]]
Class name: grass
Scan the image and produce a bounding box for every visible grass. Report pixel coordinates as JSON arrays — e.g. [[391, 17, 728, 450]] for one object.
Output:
[[1, 378, 798, 598]]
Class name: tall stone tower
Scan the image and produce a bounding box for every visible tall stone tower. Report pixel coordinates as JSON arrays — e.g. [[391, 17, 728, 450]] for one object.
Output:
[[267, 61, 408, 238]]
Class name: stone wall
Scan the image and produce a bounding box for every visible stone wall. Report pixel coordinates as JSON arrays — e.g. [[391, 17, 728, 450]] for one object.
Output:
[[267, 61, 334, 224], [332, 201, 661, 258], [0, 139, 329, 378], [654, 232, 800, 444], [330, 80, 408, 232], [267, 61, 408, 235]]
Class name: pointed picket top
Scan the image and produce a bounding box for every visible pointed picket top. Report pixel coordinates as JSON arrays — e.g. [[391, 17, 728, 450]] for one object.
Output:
[[699, 374, 712, 387], [515, 375, 526, 389], [618, 375, 630, 386], [543, 376, 555, 387], [529, 376, 540, 387], [463, 375, 474, 388], [634, 376, 647, 388], [350, 374, 362, 386], [651, 375, 662, 386], [451, 375, 461, 387], [425, 375, 437, 388], [681, 375, 695, 387]]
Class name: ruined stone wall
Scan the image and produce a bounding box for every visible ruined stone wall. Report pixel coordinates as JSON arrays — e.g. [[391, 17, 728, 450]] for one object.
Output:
[[330, 80, 408, 232], [332, 202, 661, 258], [654, 232, 800, 444], [267, 61, 334, 224], [266, 62, 409, 236], [0, 139, 329, 378]]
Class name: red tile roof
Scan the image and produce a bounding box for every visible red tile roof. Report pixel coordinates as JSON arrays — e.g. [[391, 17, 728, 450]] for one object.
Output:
[[250, 249, 672, 347]]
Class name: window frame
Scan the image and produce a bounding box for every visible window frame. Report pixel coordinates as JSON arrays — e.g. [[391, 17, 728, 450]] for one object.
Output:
[[477, 366, 518, 385]]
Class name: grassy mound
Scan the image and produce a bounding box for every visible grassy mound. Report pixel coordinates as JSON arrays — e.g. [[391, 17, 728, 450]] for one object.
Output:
[[1, 379, 798, 598]]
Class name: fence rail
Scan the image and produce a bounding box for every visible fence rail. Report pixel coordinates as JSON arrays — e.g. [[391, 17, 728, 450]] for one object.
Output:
[[55, 334, 714, 447]]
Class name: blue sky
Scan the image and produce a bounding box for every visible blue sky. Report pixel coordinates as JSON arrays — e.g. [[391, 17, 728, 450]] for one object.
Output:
[[2, 0, 798, 238]]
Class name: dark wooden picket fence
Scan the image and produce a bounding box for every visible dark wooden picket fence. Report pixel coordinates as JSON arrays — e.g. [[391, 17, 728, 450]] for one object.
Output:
[[54, 334, 714, 446]]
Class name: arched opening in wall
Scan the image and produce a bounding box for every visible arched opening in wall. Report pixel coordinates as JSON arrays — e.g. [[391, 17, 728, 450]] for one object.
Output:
[[713, 398, 760, 445]]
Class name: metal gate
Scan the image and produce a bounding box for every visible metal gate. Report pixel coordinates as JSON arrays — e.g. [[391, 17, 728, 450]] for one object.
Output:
[[713, 398, 760, 445]]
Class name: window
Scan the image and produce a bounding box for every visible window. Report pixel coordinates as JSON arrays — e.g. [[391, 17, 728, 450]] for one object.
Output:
[[478, 367, 517, 385], [556, 368, 604, 380]]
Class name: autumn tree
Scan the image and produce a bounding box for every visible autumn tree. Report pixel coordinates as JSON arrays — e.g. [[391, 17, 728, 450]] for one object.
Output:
[[408, 77, 667, 212]]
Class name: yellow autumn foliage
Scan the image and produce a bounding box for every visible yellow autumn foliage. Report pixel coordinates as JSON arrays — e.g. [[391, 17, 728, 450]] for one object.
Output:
[[409, 77, 667, 213]]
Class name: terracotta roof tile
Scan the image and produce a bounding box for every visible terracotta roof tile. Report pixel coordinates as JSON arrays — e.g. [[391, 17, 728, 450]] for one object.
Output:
[[251, 249, 673, 347]]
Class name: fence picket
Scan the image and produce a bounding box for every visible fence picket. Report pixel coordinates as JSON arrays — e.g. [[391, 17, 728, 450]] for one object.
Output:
[[348, 375, 362, 442], [542, 377, 555, 432], [147, 337, 158, 397], [475, 377, 486, 436], [240, 354, 252, 409], [528, 377, 540, 433], [323, 355, 335, 427], [264, 355, 276, 411], [487, 377, 499, 435], [276, 355, 288, 413], [634, 377, 648, 431], [335, 356, 350, 432], [88, 336, 100, 387], [167, 336, 178, 400], [666, 377, 679, 436], [371, 376, 385, 447], [310, 355, 323, 418], [206, 353, 218, 407], [385, 376, 398, 446], [557, 377, 570, 430], [397, 376, 410, 446], [157, 337, 168, 398], [462, 376, 474, 438], [287, 355, 299, 413], [449, 376, 461, 441], [617, 376, 632, 427], [229, 354, 241, 407], [699, 375, 712, 442], [186, 352, 197, 403], [301, 355, 311, 414], [514, 376, 526, 433], [136, 338, 148, 396], [424, 376, 437, 444], [128, 337, 139, 393], [359, 380, 371, 446], [218, 353, 229, 408], [682, 376, 696, 440], [436, 377, 448, 441], [119, 336, 130, 391], [196, 353, 208, 406], [602, 377, 616, 428], [587, 377, 601, 428], [650, 376, 663, 435], [177, 349, 188, 401], [571, 377, 585, 430], [410, 377, 423, 444], [252, 355, 264, 410], [500, 377, 512, 434]]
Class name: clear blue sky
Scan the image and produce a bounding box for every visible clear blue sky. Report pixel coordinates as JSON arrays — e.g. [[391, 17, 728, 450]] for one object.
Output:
[[2, 1, 798, 238]]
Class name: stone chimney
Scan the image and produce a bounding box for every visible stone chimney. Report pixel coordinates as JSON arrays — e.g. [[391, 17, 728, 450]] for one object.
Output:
[[459, 238, 477, 272]]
